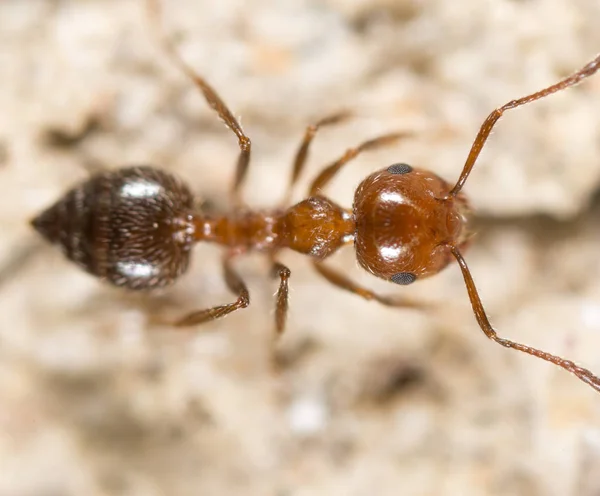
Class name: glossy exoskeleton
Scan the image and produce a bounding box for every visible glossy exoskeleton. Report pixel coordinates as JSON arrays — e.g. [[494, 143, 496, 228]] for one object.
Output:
[[32, 0, 600, 393], [32, 167, 194, 290]]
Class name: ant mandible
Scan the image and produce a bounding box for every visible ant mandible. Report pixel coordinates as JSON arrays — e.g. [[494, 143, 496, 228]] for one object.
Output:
[[31, 0, 600, 393]]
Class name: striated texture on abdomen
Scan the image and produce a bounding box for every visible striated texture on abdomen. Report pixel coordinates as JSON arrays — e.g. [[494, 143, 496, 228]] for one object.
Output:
[[32, 166, 195, 290]]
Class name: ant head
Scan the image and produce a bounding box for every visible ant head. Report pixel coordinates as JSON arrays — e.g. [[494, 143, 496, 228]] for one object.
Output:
[[353, 164, 469, 285]]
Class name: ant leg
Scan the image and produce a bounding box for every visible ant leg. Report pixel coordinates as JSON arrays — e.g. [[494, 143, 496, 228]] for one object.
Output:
[[449, 245, 600, 393], [147, 0, 252, 205], [309, 132, 410, 197], [313, 261, 423, 308], [284, 111, 352, 203], [270, 260, 291, 335], [449, 53, 600, 198], [174, 254, 249, 327]]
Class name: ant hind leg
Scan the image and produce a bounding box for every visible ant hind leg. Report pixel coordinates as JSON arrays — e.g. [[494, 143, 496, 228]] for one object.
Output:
[[146, 0, 252, 206], [174, 255, 249, 327]]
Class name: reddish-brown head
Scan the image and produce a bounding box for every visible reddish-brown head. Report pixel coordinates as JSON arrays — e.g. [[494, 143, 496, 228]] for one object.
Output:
[[353, 164, 469, 285]]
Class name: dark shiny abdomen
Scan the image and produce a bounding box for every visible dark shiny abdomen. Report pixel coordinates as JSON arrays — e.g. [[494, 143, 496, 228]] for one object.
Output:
[[31, 166, 194, 290]]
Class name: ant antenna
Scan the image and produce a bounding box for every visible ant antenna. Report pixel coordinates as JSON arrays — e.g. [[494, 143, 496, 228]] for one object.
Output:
[[449, 245, 600, 392], [442, 53, 600, 392], [449, 54, 600, 198]]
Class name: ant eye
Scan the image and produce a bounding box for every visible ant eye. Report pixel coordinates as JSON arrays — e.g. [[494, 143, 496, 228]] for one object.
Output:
[[387, 163, 412, 175], [390, 272, 416, 285]]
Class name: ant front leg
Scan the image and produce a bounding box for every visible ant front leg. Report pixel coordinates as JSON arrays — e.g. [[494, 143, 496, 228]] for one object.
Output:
[[270, 260, 291, 336], [449, 245, 600, 393], [175, 254, 249, 327], [309, 132, 410, 197], [147, 0, 252, 206], [284, 112, 352, 203], [313, 261, 423, 309]]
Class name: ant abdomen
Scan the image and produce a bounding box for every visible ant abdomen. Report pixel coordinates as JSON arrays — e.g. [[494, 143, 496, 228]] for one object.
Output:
[[31, 166, 195, 290]]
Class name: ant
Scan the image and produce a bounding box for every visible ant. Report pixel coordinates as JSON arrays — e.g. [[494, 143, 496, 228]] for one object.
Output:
[[30, 0, 600, 392]]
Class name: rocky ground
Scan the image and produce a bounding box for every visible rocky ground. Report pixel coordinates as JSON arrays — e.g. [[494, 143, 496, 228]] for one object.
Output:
[[1, 0, 600, 495]]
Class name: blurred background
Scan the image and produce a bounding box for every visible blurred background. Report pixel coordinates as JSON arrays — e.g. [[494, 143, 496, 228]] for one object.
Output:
[[1, 0, 600, 495]]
